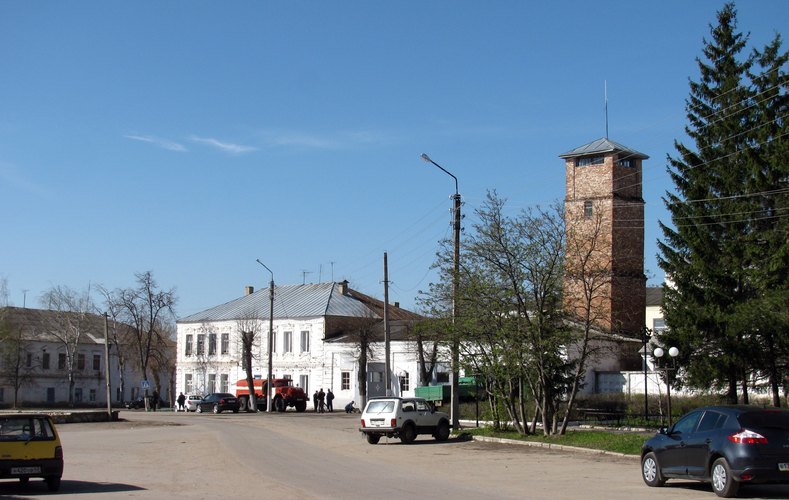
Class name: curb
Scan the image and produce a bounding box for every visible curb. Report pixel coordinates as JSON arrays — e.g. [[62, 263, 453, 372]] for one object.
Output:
[[466, 434, 639, 460]]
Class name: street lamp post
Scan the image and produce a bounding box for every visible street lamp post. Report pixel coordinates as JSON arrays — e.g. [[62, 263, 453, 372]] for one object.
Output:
[[642, 327, 652, 422], [256, 259, 275, 413], [653, 346, 679, 427], [421, 153, 461, 430]]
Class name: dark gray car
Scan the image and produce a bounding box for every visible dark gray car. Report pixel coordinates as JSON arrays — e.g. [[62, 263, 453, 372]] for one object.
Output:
[[641, 405, 789, 497], [196, 393, 240, 414]]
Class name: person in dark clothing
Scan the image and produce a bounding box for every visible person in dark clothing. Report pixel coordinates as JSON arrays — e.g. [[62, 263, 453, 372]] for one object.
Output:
[[318, 388, 325, 413], [177, 392, 186, 411], [313, 390, 319, 412], [326, 389, 334, 412], [345, 401, 355, 413]]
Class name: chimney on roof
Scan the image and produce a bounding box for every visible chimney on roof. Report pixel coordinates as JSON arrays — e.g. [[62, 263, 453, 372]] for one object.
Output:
[[394, 302, 400, 308], [339, 280, 349, 295], [245, 286, 254, 295]]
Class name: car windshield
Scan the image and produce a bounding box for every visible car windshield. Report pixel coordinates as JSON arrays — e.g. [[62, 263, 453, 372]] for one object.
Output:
[[0, 417, 55, 442], [739, 410, 789, 430], [366, 401, 395, 414]]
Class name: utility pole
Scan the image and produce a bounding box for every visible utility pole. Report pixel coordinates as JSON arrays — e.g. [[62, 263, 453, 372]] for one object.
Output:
[[383, 252, 391, 396], [104, 313, 112, 421], [421, 153, 461, 430], [256, 259, 275, 413]]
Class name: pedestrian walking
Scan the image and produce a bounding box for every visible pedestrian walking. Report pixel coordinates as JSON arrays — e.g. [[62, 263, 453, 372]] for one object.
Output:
[[326, 389, 334, 412], [177, 392, 186, 412], [313, 390, 319, 412], [318, 388, 325, 413]]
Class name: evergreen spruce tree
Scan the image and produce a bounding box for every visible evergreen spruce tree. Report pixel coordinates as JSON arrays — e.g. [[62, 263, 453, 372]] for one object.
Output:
[[745, 35, 789, 405], [658, 3, 788, 404]]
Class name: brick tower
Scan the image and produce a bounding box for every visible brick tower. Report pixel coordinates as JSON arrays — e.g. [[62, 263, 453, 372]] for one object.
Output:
[[559, 138, 647, 359]]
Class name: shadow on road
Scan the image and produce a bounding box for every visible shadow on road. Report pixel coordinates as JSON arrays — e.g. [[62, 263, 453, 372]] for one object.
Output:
[[0, 479, 145, 496]]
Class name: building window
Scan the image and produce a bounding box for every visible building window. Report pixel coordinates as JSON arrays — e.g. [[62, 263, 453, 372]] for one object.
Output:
[[42, 352, 50, 370], [220, 374, 228, 393], [208, 374, 216, 393], [284, 331, 293, 353], [197, 334, 205, 355], [77, 353, 85, 370], [185, 374, 193, 394], [653, 318, 667, 334], [617, 158, 633, 168], [89, 389, 97, 402], [399, 372, 410, 392], [93, 354, 101, 371], [208, 333, 217, 356], [75, 388, 83, 403], [341, 372, 351, 391], [436, 372, 449, 384], [300, 331, 310, 353], [26, 353, 32, 368], [185, 334, 193, 356], [370, 371, 383, 383], [0, 387, 4, 401], [283, 374, 292, 380], [577, 156, 604, 167], [58, 353, 66, 370], [272, 331, 277, 353], [221, 333, 229, 355], [584, 200, 593, 218], [300, 375, 309, 394]]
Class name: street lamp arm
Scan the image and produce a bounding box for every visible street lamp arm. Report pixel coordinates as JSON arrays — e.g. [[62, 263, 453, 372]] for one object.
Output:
[[421, 153, 458, 195], [256, 259, 273, 281]]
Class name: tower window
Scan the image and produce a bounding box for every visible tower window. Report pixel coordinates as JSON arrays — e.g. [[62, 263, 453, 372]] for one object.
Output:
[[617, 159, 633, 168], [583, 200, 593, 218], [577, 156, 604, 167]]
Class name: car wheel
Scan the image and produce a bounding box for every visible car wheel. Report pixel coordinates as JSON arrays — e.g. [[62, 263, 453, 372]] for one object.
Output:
[[711, 457, 739, 498], [196, 405, 203, 413], [641, 452, 665, 487], [45, 476, 61, 492], [400, 423, 417, 444], [366, 434, 381, 445], [275, 397, 286, 412], [295, 401, 307, 412], [213, 404, 221, 414], [434, 420, 450, 441]]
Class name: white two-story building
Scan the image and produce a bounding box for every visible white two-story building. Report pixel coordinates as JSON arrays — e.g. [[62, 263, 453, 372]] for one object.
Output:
[[175, 281, 436, 410]]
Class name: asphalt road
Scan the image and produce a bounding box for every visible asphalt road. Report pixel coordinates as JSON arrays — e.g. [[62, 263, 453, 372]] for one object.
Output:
[[2, 410, 789, 499]]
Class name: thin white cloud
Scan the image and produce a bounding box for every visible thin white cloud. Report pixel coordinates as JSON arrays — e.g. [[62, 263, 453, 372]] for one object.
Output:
[[124, 134, 187, 152], [189, 136, 257, 154]]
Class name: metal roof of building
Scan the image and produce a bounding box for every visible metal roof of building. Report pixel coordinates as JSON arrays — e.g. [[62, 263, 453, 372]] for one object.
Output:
[[646, 286, 663, 307], [177, 282, 381, 323], [559, 137, 649, 160]]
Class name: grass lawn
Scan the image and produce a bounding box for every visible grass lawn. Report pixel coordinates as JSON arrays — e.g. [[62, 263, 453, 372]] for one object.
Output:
[[460, 426, 653, 456]]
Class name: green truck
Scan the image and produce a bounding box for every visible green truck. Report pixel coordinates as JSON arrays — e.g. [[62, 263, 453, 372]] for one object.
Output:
[[414, 377, 479, 404]]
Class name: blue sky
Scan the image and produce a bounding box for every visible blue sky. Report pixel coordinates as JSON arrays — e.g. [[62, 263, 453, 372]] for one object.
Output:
[[1, 1, 786, 317]]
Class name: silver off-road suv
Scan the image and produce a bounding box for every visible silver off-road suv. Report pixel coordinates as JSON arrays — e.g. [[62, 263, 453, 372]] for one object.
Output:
[[359, 397, 451, 444]]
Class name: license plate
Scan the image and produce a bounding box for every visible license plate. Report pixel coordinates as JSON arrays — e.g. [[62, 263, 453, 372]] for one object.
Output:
[[370, 418, 385, 427], [11, 466, 41, 474], [779, 463, 789, 472]]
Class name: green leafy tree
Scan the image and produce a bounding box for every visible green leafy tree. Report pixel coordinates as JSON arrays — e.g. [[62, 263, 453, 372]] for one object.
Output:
[[658, 3, 788, 403]]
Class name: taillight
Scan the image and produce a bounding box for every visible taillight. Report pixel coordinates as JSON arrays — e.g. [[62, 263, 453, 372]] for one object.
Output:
[[728, 429, 768, 444], [390, 418, 397, 427], [361, 419, 366, 428], [54, 446, 63, 459]]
